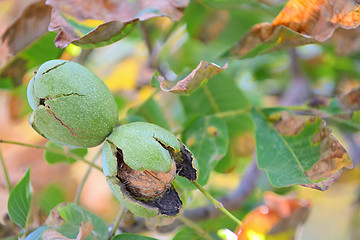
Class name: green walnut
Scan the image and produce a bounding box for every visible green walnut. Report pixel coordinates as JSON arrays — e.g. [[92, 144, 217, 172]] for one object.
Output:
[[27, 60, 118, 148], [102, 122, 198, 218]]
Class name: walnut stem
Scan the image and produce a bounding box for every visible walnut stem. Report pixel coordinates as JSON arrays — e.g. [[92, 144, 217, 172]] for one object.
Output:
[[192, 181, 242, 226]]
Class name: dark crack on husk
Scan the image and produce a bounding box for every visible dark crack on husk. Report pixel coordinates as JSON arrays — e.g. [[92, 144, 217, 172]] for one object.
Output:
[[115, 147, 182, 216], [175, 144, 198, 181], [154, 138, 198, 182], [144, 187, 182, 216], [41, 62, 67, 75]]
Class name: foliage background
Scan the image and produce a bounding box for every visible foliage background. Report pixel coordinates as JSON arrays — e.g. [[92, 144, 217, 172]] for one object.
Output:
[[0, 0, 360, 239]]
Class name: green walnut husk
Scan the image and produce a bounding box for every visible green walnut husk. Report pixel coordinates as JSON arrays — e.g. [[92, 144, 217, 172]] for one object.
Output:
[[27, 60, 118, 148], [102, 122, 198, 218]]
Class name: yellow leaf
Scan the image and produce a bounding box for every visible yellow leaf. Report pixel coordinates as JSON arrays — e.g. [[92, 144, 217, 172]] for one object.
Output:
[[105, 58, 141, 91]]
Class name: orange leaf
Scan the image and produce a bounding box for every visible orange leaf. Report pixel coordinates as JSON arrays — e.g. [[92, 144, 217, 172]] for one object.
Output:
[[236, 192, 310, 240], [227, 0, 360, 58], [273, 0, 360, 41]]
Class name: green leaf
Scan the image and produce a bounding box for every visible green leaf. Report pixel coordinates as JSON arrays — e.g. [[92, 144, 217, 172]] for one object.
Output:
[[127, 97, 170, 130], [25, 226, 50, 240], [180, 73, 253, 136], [8, 168, 32, 228], [47, 202, 108, 240], [20, 32, 63, 69], [251, 108, 352, 189], [180, 116, 228, 187], [37, 184, 67, 214], [112, 233, 158, 240], [172, 226, 210, 240], [44, 141, 88, 164], [329, 111, 360, 132], [0, 32, 63, 87], [184, 0, 273, 46], [50, 8, 138, 48]]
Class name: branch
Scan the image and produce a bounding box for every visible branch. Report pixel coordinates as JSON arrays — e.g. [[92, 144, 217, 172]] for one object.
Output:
[[279, 49, 311, 106], [344, 133, 360, 166]]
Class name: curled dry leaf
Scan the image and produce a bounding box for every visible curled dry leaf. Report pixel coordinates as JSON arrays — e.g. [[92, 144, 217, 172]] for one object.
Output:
[[0, 0, 52, 67], [273, 0, 360, 41], [160, 61, 228, 94], [236, 192, 310, 240], [42, 229, 70, 240], [75, 221, 94, 240], [327, 28, 360, 55], [339, 87, 360, 111], [228, 0, 360, 58], [46, 0, 190, 48], [227, 23, 317, 58], [45, 202, 66, 227], [197, 10, 230, 43], [275, 112, 353, 191]]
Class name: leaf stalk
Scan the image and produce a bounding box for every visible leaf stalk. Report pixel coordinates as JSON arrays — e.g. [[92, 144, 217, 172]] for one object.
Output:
[[192, 181, 242, 226]]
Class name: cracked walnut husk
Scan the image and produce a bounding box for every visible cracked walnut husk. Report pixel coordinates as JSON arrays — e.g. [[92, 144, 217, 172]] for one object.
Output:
[[102, 122, 198, 217], [27, 60, 118, 148]]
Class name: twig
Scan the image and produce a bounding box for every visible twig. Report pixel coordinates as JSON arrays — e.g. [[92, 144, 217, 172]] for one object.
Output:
[[280, 49, 311, 105], [186, 158, 259, 221], [73, 49, 93, 64], [344, 133, 360, 166], [109, 205, 127, 239], [140, 20, 174, 81], [0, 140, 103, 171], [74, 148, 102, 204], [0, 146, 11, 192]]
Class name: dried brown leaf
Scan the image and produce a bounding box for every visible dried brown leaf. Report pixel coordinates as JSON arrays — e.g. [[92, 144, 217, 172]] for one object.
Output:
[[42, 221, 93, 240], [274, 112, 352, 191], [43, 229, 71, 240], [306, 121, 353, 182], [273, 0, 360, 41], [228, 23, 316, 58], [228, 0, 360, 58], [46, 0, 190, 48], [0, 59, 27, 86], [0, 0, 51, 67], [302, 170, 343, 191], [274, 111, 308, 136], [46, 202, 66, 227], [328, 28, 360, 55], [339, 87, 360, 111], [198, 10, 229, 43], [160, 61, 228, 94], [75, 222, 94, 240]]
